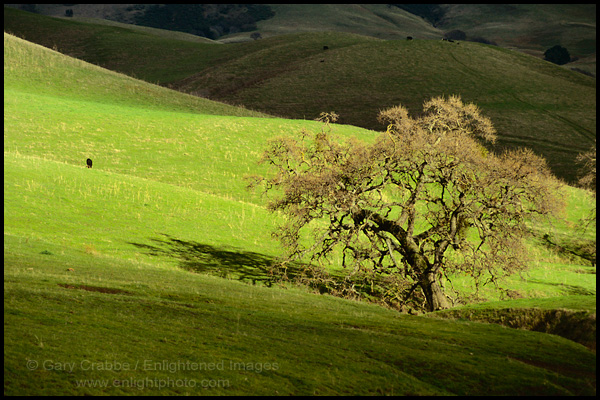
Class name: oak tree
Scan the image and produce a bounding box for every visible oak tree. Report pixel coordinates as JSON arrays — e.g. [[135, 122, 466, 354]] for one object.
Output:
[[257, 96, 561, 311]]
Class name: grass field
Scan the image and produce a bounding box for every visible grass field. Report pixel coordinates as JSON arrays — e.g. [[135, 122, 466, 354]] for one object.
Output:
[[3, 29, 596, 396]]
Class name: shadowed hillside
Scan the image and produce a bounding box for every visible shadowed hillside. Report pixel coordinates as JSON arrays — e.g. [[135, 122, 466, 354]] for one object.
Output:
[[435, 4, 596, 74]]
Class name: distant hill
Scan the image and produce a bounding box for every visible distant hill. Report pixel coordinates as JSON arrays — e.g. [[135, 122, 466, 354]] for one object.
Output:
[[6, 4, 595, 63], [5, 4, 275, 39], [246, 4, 442, 41], [434, 4, 596, 77]]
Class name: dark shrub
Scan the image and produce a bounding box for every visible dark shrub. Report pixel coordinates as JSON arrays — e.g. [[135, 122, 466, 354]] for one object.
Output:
[[544, 45, 571, 65]]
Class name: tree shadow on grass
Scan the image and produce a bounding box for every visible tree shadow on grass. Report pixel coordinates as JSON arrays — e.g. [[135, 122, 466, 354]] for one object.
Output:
[[538, 233, 596, 267], [127, 234, 393, 304], [128, 234, 289, 286]]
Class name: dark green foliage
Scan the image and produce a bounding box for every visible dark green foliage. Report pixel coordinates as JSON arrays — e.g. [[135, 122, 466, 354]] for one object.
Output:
[[133, 4, 275, 39], [544, 45, 571, 65]]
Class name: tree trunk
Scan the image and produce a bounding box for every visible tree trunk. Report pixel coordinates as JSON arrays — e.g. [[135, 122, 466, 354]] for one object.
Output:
[[420, 272, 451, 312]]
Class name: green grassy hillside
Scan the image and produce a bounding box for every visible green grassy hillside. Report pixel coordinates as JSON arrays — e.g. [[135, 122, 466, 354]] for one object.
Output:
[[249, 4, 596, 77], [249, 4, 441, 40], [3, 31, 596, 395], [3, 7, 234, 85], [437, 5, 596, 63], [171, 35, 595, 184], [4, 7, 595, 183]]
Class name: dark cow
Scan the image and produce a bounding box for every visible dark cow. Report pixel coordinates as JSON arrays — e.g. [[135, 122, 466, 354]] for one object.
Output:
[[86, 158, 93, 168], [323, 45, 329, 50], [407, 36, 413, 40]]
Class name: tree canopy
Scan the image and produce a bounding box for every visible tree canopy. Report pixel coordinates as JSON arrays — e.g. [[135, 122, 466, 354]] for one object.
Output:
[[256, 96, 562, 312], [544, 45, 571, 65]]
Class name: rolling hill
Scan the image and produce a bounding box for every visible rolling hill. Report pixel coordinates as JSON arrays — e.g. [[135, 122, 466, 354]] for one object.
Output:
[[4, 6, 595, 183], [4, 4, 441, 41], [3, 11, 596, 396], [249, 4, 441, 40], [434, 4, 596, 73], [7, 4, 596, 64], [171, 34, 595, 185]]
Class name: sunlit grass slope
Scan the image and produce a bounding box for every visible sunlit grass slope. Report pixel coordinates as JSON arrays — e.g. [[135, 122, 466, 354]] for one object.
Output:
[[4, 31, 371, 258], [3, 7, 230, 84], [3, 33, 595, 395], [3, 32, 265, 118]]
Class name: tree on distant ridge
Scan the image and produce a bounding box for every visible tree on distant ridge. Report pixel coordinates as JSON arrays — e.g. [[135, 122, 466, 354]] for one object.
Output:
[[254, 96, 563, 312], [544, 45, 571, 65]]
